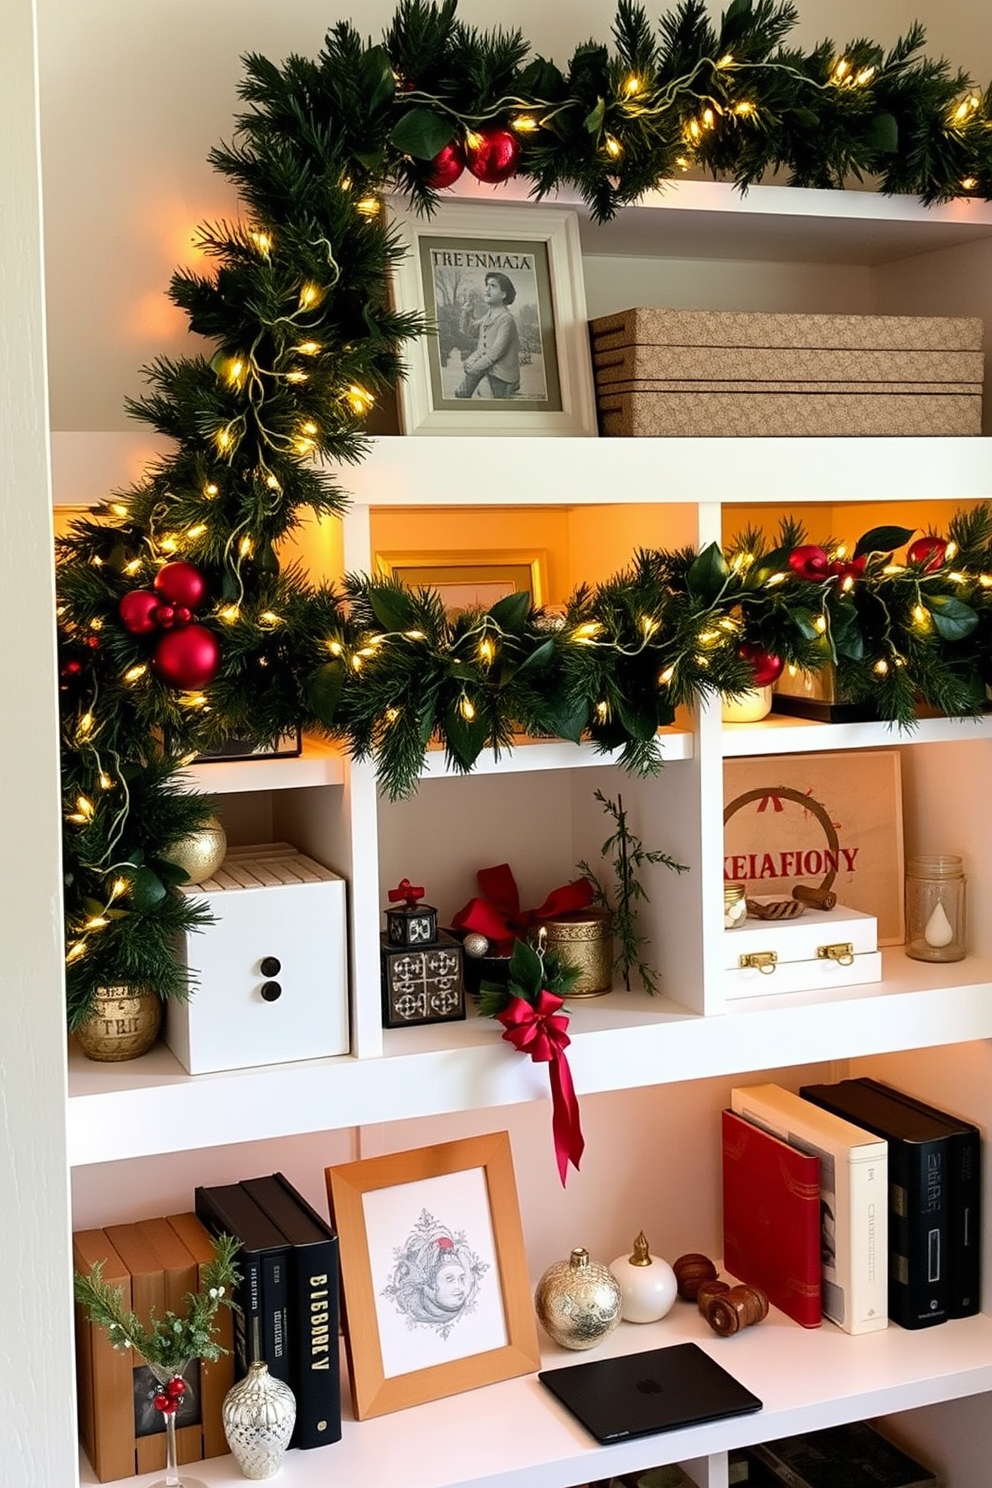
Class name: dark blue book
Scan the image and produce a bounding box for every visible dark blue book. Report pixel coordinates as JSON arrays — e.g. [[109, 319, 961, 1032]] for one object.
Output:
[[241, 1173, 342, 1449]]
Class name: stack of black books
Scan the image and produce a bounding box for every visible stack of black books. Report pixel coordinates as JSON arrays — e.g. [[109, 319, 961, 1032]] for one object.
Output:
[[195, 1172, 341, 1450], [736, 1420, 938, 1487], [800, 1077, 981, 1329]]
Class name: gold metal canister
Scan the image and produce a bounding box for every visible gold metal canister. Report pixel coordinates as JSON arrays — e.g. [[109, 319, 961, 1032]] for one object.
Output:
[[74, 986, 162, 1061], [538, 907, 614, 996]]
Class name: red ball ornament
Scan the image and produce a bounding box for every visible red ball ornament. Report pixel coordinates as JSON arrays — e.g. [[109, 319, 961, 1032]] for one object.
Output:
[[787, 545, 831, 582], [426, 141, 466, 189], [152, 624, 221, 690], [119, 591, 160, 635], [465, 127, 520, 184], [166, 1377, 186, 1399], [152, 1392, 174, 1414], [154, 560, 208, 611], [739, 641, 784, 687], [156, 605, 177, 629], [907, 535, 948, 572]]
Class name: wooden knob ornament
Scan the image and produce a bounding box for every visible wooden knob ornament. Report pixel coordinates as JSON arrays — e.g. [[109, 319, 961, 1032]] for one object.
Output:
[[672, 1253, 719, 1301], [696, 1278, 731, 1318], [609, 1231, 678, 1323], [705, 1284, 769, 1337]]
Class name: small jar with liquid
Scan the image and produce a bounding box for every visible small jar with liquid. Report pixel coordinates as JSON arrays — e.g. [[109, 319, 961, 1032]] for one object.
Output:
[[905, 855, 966, 963]]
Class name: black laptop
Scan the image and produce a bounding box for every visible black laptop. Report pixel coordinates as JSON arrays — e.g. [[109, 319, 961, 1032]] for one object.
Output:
[[538, 1342, 762, 1444]]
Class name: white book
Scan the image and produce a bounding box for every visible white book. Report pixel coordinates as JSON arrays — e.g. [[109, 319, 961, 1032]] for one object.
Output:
[[730, 1082, 888, 1335]]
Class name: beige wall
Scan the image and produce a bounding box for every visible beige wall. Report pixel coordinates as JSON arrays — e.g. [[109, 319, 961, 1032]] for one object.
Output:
[[38, 0, 992, 432]]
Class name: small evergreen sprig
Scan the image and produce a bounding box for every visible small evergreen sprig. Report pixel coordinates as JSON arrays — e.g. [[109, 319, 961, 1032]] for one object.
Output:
[[73, 1232, 241, 1373], [578, 790, 688, 994], [477, 936, 581, 1019]]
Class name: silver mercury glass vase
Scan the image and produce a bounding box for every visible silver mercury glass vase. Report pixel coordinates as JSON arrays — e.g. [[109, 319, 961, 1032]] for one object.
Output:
[[222, 1361, 296, 1479]]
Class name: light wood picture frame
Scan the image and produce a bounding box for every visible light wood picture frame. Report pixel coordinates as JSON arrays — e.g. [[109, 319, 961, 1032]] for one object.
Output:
[[325, 1131, 540, 1419], [386, 198, 597, 436], [375, 548, 546, 611]]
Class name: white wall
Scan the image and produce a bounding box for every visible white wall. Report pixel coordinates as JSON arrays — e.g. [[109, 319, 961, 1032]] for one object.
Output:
[[38, 0, 992, 432]]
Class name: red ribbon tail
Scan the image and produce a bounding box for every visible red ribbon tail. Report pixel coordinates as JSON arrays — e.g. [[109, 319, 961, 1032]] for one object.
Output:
[[548, 1049, 584, 1186]]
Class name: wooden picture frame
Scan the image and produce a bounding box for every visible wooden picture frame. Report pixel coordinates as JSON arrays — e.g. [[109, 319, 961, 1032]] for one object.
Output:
[[724, 749, 905, 944], [386, 199, 597, 436], [375, 548, 546, 611], [325, 1131, 540, 1419]]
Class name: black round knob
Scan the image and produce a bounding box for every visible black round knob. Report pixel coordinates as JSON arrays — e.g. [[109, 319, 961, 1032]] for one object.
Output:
[[260, 981, 282, 1002], [260, 956, 281, 977]]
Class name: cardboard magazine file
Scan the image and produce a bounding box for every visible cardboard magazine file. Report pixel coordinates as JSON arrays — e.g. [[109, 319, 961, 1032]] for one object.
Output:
[[169, 847, 348, 1074], [725, 901, 880, 999]]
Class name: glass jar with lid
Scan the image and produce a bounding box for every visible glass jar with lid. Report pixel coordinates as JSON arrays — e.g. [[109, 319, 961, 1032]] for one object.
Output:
[[905, 854, 966, 963]]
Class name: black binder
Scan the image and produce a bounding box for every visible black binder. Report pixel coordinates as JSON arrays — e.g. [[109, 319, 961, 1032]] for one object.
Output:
[[800, 1079, 950, 1328]]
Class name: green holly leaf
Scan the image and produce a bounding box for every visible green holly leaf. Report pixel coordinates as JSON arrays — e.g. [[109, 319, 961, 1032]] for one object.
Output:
[[306, 659, 345, 726], [515, 638, 556, 679], [686, 542, 730, 601], [363, 45, 396, 112], [389, 108, 456, 161], [617, 694, 660, 742], [853, 525, 914, 558], [865, 111, 899, 154], [488, 590, 531, 634], [749, 545, 792, 585], [122, 866, 167, 912], [925, 594, 979, 640], [369, 585, 417, 632], [155, 859, 194, 888], [584, 97, 606, 134], [547, 693, 589, 744], [508, 938, 544, 1000], [720, 0, 754, 47], [443, 702, 488, 770]]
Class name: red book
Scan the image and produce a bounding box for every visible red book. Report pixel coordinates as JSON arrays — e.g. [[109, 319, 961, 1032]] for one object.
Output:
[[722, 1108, 822, 1329]]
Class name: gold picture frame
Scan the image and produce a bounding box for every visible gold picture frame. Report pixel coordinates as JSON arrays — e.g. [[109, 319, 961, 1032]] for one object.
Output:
[[325, 1132, 540, 1420], [376, 548, 546, 611]]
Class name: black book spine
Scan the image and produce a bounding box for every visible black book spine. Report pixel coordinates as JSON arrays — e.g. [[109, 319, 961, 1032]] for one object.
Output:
[[194, 1187, 262, 1377], [799, 1085, 950, 1329], [240, 1174, 342, 1449], [262, 1249, 291, 1387], [856, 1078, 981, 1318]]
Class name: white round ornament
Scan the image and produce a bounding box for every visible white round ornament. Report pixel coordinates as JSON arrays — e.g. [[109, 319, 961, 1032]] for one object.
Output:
[[609, 1231, 678, 1323]]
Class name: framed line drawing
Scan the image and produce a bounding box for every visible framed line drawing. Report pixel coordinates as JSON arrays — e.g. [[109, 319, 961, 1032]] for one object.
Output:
[[375, 548, 547, 611], [386, 199, 597, 436], [325, 1131, 539, 1419]]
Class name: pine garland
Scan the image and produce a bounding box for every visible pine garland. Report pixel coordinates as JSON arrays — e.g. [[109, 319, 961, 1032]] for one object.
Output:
[[55, 1, 992, 1022]]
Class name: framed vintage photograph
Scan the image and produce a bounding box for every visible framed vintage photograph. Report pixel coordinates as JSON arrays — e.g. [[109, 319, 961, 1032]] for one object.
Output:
[[724, 749, 905, 944], [375, 548, 546, 611], [325, 1131, 540, 1419], [386, 198, 597, 436]]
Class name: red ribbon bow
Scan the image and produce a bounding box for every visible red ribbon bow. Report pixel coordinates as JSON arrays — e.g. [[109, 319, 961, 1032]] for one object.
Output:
[[452, 863, 594, 955], [497, 989, 584, 1185], [388, 878, 424, 907]]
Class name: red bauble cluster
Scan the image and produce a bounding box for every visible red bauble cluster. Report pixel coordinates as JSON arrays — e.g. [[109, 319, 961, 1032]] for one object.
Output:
[[465, 127, 520, 184], [426, 141, 466, 189], [118, 561, 220, 691], [787, 545, 866, 586], [152, 1376, 186, 1416], [907, 535, 948, 572], [738, 640, 784, 686]]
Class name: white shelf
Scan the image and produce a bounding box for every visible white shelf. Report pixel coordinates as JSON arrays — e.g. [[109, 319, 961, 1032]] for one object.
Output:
[[80, 1301, 992, 1488], [721, 710, 992, 756], [179, 736, 345, 794], [418, 729, 693, 778], [66, 952, 992, 1165]]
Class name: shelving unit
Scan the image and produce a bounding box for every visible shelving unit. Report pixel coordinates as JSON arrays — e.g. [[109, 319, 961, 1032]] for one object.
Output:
[[51, 178, 992, 1488]]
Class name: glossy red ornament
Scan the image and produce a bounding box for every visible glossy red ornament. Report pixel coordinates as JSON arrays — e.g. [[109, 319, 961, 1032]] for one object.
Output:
[[426, 141, 466, 189], [787, 545, 830, 581], [465, 127, 520, 184], [739, 641, 784, 686], [119, 590, 160, 635], [154, 560, 208, 610], [153, 1392, 177, 1414], [166, 1377, 186, 1399], [907, 535, 948, 572], [152, 624, 221, 690]]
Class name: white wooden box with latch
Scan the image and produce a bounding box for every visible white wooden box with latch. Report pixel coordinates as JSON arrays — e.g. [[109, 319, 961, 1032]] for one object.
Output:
[[168, 847, 348, 1073], [724, 901, 881, 1000]]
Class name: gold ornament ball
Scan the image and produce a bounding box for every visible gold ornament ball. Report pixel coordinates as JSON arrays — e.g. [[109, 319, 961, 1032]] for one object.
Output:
[[534, 1246, 623, 1350], [74, 987, 162, 1062], [161, 815, 228, 883]]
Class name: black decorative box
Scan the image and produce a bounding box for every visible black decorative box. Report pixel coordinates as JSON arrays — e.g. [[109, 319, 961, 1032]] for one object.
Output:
[[380, 931, 465, 1027], [385, 900, 438, 947]]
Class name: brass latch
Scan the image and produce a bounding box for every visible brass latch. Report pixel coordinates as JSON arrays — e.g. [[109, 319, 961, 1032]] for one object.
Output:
[[739, 950, 777, 974], [817, 941, 855, 966]]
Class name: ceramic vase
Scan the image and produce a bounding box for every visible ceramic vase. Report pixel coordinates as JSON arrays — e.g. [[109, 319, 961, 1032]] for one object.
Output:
[[222, 1361, 296, 1479]]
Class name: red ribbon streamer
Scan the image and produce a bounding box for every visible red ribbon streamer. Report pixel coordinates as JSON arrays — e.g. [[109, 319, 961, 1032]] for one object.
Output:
[[452, 863, 594, 955], [497, 990, 584, 1185]]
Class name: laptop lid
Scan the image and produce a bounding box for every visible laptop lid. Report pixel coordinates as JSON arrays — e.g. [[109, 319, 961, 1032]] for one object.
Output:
[[538, 1342, 763, 1444]]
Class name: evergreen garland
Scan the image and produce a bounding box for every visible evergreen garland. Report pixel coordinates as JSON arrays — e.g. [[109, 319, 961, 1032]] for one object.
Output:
[[56, 0, 992, 1025]]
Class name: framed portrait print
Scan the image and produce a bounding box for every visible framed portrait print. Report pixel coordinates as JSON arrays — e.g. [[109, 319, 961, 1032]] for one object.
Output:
[[375, 548, 546, 611], [386, 199, 597, 436], [325, 1131, 540, 1419]]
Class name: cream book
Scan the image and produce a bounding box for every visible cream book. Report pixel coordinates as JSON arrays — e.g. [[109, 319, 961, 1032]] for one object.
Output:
[[730, 1083, 888, 1334]]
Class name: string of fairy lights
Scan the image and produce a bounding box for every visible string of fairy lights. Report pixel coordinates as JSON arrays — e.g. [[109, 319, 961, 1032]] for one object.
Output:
[[57, 0, 992, 1024]]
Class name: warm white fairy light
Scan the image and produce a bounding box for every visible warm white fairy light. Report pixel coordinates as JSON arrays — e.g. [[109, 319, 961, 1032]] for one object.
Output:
[[186, 524, 207, 540], [356, 196, 381, 217], [459, 695, 476, 721], [219, 605, 240, 624], [238, 537, 254, 559], [604, 134, 622, 158], [204, 483, 219, 498], [658, 664, 675, 685], [595, 700, 609, 722], [346, 385, 374, 415], [296, 341, 321, 356], [874, 659, 889, 675], [299, 283, 321, 309], [513, 114, 538, 131], [110, 502, 129, 518], [478, 637, 495, 663]]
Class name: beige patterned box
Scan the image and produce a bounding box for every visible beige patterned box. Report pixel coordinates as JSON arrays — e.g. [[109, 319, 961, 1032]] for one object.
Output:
[[590, 308, 984, 437]]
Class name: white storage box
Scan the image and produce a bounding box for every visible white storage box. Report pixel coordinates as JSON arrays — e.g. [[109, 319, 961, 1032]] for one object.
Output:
[[724, 902, 881, 1000], [168, 848, 348, 1073]]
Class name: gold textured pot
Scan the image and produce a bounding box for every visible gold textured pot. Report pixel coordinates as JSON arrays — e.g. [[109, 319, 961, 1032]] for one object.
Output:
[[534, 1246, 623, 1350], [74, 986, 162, 1061], [537, 907, 614, 996]]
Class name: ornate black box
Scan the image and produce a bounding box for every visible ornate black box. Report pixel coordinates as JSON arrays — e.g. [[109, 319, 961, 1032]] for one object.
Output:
[[380, 931, 466, 1028]]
